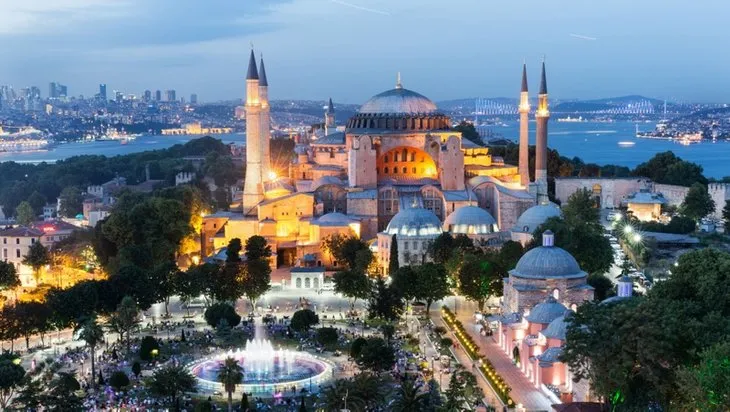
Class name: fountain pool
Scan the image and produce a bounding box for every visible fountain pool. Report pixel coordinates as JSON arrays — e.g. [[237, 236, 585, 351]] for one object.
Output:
[[189, 339, 333, 394]]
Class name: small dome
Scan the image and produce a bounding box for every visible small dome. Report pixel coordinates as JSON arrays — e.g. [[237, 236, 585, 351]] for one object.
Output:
[[511, 238, 584, 279], [444, 206, 498, 234], [359, 88, 438, 114], [525, 296, 568, 324], [541, 311, 572, 341], [386, 207, 442, 237], [513, 203, 561, 234], [312, 212, 355, 227]]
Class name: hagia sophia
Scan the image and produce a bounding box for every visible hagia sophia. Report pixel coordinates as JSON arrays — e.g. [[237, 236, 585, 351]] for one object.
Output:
[[198, 49, 599, 403], [202, 49, 563, 273]]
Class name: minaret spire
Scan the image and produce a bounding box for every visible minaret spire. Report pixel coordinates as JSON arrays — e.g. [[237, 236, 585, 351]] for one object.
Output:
[[246, 49, 259, 80], [518, 63, 531, 187], [327, 97, 335, 114], [396, 72, 402, 89], [539, 59, 548, 95], [258, 54, 268, 87], [521, 63, 528, 93]]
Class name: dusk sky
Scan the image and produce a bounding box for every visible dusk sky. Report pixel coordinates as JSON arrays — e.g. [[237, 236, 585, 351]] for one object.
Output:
[[1, 0, 728, 103]]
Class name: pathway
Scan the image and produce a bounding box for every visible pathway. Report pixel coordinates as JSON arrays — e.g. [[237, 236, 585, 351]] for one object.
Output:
[[450, 303, 553, 412]]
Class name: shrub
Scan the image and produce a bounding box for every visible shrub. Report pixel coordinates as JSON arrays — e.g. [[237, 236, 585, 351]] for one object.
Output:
[[109, 370, 130, 390], [315, 327, 339, 347], [139, 336, 160, 361], [290, 309, 319, 333], [350, 337, 367, 359], [440, 337, 454, 347], [433, 326, 447, 335]]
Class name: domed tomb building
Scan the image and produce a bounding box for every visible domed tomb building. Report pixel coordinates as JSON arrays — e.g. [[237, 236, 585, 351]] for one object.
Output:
[[502, 231, 594, 313]]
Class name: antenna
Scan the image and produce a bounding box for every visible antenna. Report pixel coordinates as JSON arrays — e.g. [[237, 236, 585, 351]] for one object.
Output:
[[396, 72, 402, 89]]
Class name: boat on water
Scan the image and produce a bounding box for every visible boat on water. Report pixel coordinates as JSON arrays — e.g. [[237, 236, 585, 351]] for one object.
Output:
[[557, 116, 587, 123], [0, 126, 52, 152], [618, 141, 636, 147]]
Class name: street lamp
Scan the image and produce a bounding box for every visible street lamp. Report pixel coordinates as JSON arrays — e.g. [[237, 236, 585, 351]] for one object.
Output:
[[633, 234, 642, 243], [623, 225, 633, 234]]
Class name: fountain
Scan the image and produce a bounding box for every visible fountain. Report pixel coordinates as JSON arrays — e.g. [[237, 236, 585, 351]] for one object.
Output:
[[188, 322, 333, 394]]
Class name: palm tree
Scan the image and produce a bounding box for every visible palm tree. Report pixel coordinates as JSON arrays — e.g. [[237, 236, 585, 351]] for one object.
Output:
[[217, 357, 243, 412], [319, 379, 366, 411], [147, 364, 197, 410], [391, 379, 427, 412], [76, 317, 104, 391]]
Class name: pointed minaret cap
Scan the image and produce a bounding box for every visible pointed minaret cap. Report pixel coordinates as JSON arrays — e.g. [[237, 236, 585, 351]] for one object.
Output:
[[395, 72, 402, 89], [258, 55, 268, 86], [246, 48, 259, 80], [521, 63, 528, 93], [326, 97, 335, 113], [539, 60, 548, 95]]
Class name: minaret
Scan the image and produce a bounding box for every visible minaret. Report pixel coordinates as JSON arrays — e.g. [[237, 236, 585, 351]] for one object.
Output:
[[518, 63, 530, 187], [259, 55, 272, 180], [534, 60, 550, 200], [325, 98, 335, 135], [242, 49, 264, 215]]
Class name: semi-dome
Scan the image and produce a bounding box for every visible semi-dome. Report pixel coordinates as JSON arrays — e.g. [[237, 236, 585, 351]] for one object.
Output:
[[312, 212, 355, 227], [513, 202, 561, 233], [540, 311, 572, 340], [525, 296, 568, 324], [510, 231, 585, 279], [359, 87, 438, 115], [444, 206, 498, 234], [310, 176, 345, 191], [385, 207, 442, 237]]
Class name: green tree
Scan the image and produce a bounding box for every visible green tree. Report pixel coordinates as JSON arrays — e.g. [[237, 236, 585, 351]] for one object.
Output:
[[587, 273, 615, 302], [391, 379, 427, 412], [333, 270, 371, 313], [109, 370, 131, 391], [244, 235, 272, 261], [681, 182, 715, 221], [132, 361, 142, 379], [204, 302, 241, 329], [22, 241, 51, 282], [356, 337, 396, 372], [26, 191, 47, 216], [139, 336, 161, 361], [58, 186, 84, 218], [0, 352, 25, 410], [225, 238, 243, 262], [413, 263, 450, 313], [453, 120, 482, 145], [0, 261, 20, 292], [457, 253, 502, 311], [107, 296, 139, 356], [562, 188, 600, 225], [241, 258, 271, 310], [323, 233, 370, 270], [443, 367, 484, 411], [319, 379, 366, 411], [424, 378, 444, 411], [391, 266, 418, 301], [177, 264, 211, 312], [11, 301, 52, 349], [674, 341, 730, 411], [42, 372, 83, 410], [290, 308, 319, 333], [428, 232, 455, 265], [147, 364, 197, 409], [388, 234, 399, 275], [151, 260, 182, 317], [633, 151, 707, 186], [367, 276, 403, 322], [217, 357, 243, 412], [15, 201, 36, 225], [76, 317, 104, 390]]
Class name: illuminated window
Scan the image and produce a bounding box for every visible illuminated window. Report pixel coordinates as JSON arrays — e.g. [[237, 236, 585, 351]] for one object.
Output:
[[402, 148, 407, 161], [412, 167, 416, 173], [410, 152, 415, 161]]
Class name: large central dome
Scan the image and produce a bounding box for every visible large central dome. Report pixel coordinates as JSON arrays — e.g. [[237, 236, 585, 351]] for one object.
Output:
[[359, 87, 438, 115]]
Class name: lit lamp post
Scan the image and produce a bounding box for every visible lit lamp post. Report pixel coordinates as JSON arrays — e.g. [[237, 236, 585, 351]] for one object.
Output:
[[199, 211, 206, 260]]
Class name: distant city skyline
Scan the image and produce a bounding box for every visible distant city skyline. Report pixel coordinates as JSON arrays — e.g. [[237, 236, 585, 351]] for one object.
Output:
[[2, 0, 729, 103]]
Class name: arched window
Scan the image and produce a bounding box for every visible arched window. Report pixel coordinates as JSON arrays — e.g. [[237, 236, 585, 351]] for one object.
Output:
[[394, 153, 399, 162], [402, 148, 408, 161], [305, 278, 311, 288], [296, 277, 302, 288], [410, 152, 415, 161], [384, 155, 389, 163], [384, 167, 389, 174]]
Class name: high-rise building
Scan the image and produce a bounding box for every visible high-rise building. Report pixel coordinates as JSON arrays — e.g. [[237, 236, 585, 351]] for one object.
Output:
[[155, 90, 162, 101], [144, 90, 151, 102], [190, 93, 198, 104], [48, 82, 67, 99], [99, 84, 107, 101], [166, 90, 176, 102], [115, 91, 124, 103]]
